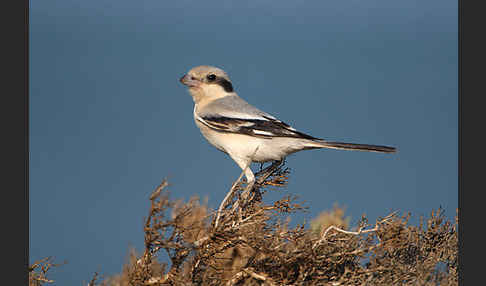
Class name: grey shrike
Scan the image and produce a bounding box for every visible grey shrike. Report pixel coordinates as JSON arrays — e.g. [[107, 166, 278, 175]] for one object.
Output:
[[180, 65, 396, 187]]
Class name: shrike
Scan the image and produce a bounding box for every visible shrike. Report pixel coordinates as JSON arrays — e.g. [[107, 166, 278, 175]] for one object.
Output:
[[180, 65, 396, 188]]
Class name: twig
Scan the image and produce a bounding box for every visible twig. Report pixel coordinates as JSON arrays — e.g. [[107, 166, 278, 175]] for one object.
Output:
[[226, 270, 247, 286], [144, 274, 169, 285], [255, 160, 284, 185], [140, 179, 170, 266], [323, 225, 378, 238], [87, 271, 99, 286], [243, 268, 272, 283], [234, 159, 284, 214], [217, 147, 261, 227], [149, 180, 168, 201], [214, 162, 248, 229], [29, 256, 61, 285], [29, 256, 52, 272], [312, 211, 397, 249], [33, 277, 55, 283], [193, 235, 210, 247], [226, 268, 274, 286]]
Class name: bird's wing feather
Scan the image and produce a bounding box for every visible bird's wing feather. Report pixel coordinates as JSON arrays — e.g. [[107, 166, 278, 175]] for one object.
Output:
[[196, 95, 321, 139], [196, 114, 320, 140]]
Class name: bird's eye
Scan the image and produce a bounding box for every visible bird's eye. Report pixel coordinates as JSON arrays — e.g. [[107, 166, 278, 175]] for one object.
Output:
[[207, 74, 217, 81]]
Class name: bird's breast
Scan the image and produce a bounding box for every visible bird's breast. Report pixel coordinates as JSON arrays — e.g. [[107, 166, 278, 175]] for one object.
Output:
[[194, 119, 228, 153]]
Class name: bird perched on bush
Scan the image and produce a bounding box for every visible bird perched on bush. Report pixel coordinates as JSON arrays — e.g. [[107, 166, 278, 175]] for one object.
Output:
[[180, 65, 396, 189]]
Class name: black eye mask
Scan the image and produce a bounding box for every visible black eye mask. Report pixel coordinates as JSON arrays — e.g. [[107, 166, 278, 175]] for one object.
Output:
[[215, 77, 234, 92]]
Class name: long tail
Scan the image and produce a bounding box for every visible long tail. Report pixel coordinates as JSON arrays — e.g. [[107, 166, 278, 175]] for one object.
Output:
[[308, 140, 397, 153]]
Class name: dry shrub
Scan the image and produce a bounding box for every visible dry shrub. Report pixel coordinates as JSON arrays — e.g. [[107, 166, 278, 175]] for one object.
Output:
[[37, 161, 455, 285], [29, 256, 64, 286], [93, 161, 457, 286], [310, 203, 351, 237]]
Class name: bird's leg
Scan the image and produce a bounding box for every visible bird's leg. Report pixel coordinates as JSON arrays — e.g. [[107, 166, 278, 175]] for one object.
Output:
[[242, 159, 284, 205], [227, 147, 260, 218], [241, 146, 259, 198], [243, 168, 256, 194], [227, 166, 253, 222]]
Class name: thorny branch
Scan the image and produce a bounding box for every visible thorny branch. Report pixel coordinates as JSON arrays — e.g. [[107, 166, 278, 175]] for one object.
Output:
[[82, 163, 457, 286], [29, 256, 65, 286], [312, 211, 398, 249]]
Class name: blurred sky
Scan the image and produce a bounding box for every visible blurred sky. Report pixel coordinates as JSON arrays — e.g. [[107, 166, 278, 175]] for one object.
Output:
[[30, 0, 457, 284]]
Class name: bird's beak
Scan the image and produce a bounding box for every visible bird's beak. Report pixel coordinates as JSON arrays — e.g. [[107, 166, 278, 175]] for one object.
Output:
[[179, 74, 201, 88]]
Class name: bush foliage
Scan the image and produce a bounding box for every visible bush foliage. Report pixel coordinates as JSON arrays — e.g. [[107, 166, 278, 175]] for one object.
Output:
[[30, 161, 458, 285]]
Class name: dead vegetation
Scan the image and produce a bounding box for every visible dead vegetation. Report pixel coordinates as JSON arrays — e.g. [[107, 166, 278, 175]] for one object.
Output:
[[29, 256, 64, 286], [30, 161, 458, 285]]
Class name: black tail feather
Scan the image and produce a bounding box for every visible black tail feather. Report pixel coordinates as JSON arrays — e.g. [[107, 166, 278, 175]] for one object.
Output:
[[319, 141, 397, 153]]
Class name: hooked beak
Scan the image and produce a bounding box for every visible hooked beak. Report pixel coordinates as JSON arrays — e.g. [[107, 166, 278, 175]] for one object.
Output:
[[179, 74, 201, 88]]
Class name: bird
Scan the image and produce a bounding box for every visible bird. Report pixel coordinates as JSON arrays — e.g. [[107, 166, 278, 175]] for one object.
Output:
[[179, 65, 396, 189]]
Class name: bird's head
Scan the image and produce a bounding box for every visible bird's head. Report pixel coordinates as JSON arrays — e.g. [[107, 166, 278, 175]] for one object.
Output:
[[180, 65, 235, 104]]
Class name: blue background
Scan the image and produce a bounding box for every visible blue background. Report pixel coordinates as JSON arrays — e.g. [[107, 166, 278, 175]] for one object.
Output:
[[30, 1, 457, 285]]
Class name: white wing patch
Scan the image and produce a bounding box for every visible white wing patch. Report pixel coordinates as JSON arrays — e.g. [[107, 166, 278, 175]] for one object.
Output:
[[216, 110, 272, 121], [252, 130, 275, 136]]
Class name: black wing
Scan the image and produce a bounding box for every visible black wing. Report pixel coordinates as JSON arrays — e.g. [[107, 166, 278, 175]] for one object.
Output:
[[197, 115, 320, 140]]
